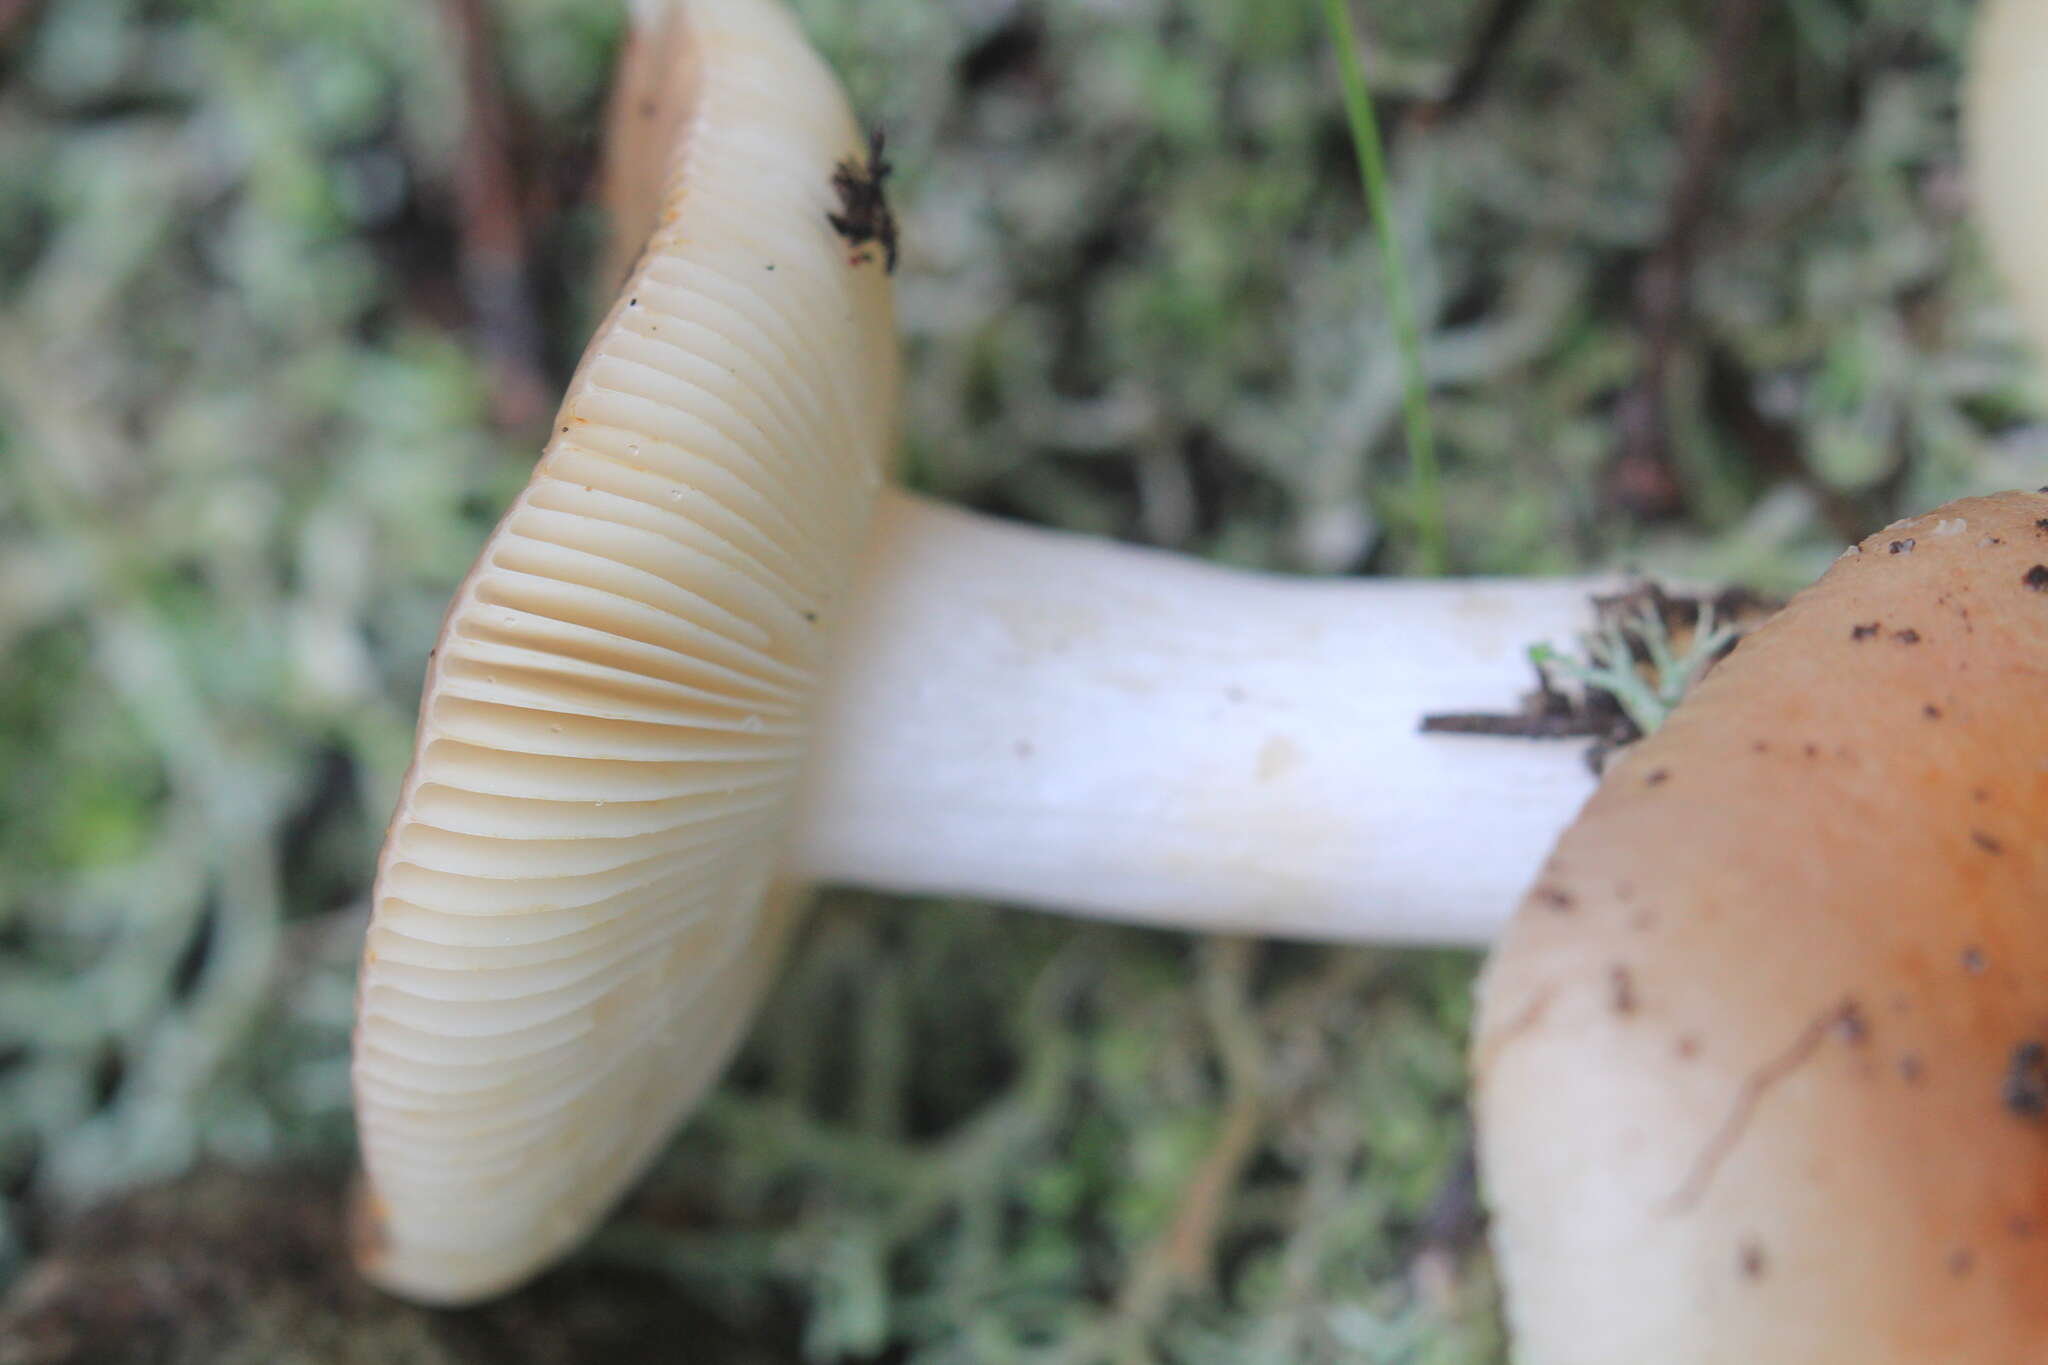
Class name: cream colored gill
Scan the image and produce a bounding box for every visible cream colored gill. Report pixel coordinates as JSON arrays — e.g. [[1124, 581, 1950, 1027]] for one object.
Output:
[[351, 0, 898, 1305]]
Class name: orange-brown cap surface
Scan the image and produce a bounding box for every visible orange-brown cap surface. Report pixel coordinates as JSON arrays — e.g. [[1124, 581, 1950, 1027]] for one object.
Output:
[[1476, 491, 2048, 1362]]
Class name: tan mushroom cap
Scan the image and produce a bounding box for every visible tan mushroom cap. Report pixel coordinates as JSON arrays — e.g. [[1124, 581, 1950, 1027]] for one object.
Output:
[[1968, 0, 2048, 361], [1475, 491, 2048, 1363], [350, 0, 897, 1305]]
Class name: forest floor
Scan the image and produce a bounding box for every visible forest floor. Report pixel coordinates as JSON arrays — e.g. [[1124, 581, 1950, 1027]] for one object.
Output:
[[0, 0, 2029, 1361]]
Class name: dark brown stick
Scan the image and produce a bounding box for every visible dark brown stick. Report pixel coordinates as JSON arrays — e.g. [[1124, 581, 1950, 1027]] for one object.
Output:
[[441, 0, 550, 432], [1610, 0, 1768, 521]]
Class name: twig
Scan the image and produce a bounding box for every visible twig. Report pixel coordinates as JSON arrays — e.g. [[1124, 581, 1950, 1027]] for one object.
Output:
[[1428, 0, 1543, 120], [1611, 0, 1768, 521], [439, 0, 550, 432], [1035, 939, 1266, 1365], [0, 0, 43, 47]]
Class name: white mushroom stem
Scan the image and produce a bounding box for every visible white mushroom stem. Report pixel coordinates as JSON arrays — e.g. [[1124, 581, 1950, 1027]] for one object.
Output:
[[797, 490, 1607, 947]]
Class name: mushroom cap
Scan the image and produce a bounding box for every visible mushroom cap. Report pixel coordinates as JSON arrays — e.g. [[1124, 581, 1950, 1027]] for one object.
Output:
[[1968, 0, 2048, 361], [1475, 492, 2048, 1363], [350, 0, 897, 1305]]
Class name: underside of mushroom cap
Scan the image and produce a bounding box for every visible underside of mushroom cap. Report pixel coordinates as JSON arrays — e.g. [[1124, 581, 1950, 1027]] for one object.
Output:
[[351, 0, 898, 1305], [1475, 492, 2048, 1363]]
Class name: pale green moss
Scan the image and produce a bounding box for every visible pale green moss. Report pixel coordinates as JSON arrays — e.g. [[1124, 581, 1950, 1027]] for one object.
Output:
[[0, 0, 2024, 1360]]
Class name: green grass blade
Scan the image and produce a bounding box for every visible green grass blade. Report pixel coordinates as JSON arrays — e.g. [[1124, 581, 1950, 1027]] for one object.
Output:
[[1320, 0, 1448, 574]]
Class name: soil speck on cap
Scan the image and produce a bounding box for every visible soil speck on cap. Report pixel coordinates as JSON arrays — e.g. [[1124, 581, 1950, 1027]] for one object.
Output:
[[1609, 965, 1638, 1015], [1889, 539, 1915, 554], [1532, 885, 1574, 913], [1923, 704, 1942, 719], [1851, 622, 1880, 641], [1739, 1242, 1767, 1280], [1899, 1055, 1925, 1084], [1645, 768, 1670, 786], [1950, 1248, 1976, 1277], [1834, 1003, 1869, 1044], [2003, 1041, 2048, 1118], [2027, 565, 2048, 592], [1893, 628, 1921, 645], [1972, 830, 2004, 855], [1964, 946, 1987, 973]]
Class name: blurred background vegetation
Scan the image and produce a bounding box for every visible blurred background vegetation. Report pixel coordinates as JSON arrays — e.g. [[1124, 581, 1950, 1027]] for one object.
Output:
[[0, 0, 2035, 1360]]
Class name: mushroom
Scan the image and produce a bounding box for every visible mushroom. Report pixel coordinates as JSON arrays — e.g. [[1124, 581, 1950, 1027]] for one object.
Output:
[[1473, 491, 2048, 1363], [353, 0, 1618, 1304], [1967, 0, 2048, 362], [350, 0, 898, 1303]]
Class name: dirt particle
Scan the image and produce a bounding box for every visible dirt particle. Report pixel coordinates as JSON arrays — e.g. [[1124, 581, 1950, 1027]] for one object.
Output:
[[2003, 1041, 2048, 1118], [1803, 743, 1820, 758], [1676, 1035, 1701, 1060], [1963, 946, 1987, 974], [1473, 986, 1557, 1078], [1972, 830, 2004, 856], [1834, 1003, 1869, 1044], [2036, 518, 2048, 533], [1973, 787, 1991, 804], [1850, 622, 1881, 641], [1889, 539, 1915, 555], [1752, 740, 1770, 753], [2028, 565, 2048, 592], [1949, 1247, 1976, 1277], [828, 128, 899, 273], [1645, 768, 1670, 787], [1893, 628, 1921, 645], [1899, 1054, 1925, 1084], [1923, 704, 1942, 719], [1532, 885, 1575, 913], [2012, 1215, 2038, 1238], [1739, 1242, 1768, 1281], [1609, 965, 1638, 1016]]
